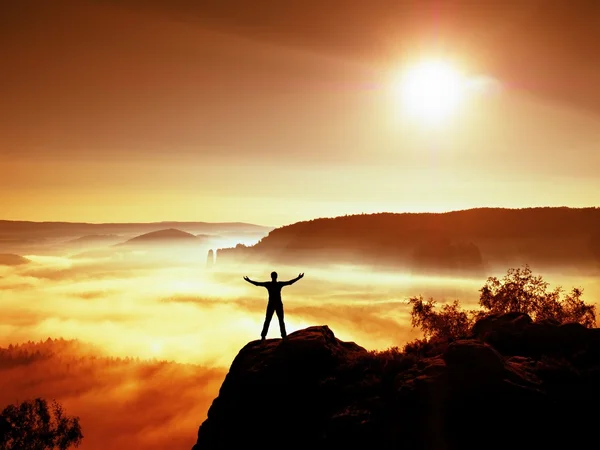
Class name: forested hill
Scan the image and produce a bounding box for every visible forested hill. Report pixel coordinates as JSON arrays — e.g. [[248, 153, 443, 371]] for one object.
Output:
[[216, 207, 600, 273], [260, 207, 600, 243]]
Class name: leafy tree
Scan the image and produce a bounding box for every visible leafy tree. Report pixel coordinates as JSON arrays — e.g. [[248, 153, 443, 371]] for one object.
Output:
[[479, 265, 596, 327], [559, 288, 596, 328], [408, 265, 597, 342], [0, 398, 83, 450], [407, 296, 476, 340]]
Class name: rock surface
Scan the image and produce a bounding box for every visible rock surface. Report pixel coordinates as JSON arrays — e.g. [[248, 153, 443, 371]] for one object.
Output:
[[192, 317, 600, 450]]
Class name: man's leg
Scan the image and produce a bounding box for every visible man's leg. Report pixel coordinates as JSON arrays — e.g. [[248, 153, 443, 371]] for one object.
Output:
[[275, 303, 287, 338], [261, 304, 275, 339]]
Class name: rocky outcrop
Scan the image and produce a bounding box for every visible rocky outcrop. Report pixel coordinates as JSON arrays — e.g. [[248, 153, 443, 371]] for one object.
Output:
[[192, 318, 600, 450], [214, 244, 254, 265], [206, 249, 214, 268], [472, 311, 600, 359]]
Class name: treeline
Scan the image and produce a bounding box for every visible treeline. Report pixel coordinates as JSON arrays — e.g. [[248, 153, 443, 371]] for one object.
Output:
[[0, 339, 226, 450], [0, 339, 190, 371], [262, 207, 600, 242], [216, 208, 600, 272]]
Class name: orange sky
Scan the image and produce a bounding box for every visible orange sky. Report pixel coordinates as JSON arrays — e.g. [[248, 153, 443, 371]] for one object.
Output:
[[1, 0, 599, 227]]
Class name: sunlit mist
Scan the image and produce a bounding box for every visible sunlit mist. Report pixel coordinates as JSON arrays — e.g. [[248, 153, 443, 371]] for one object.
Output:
[[3, 254, 598, 364], [2, 1, 600, 448], [2, 232, 600, 449]]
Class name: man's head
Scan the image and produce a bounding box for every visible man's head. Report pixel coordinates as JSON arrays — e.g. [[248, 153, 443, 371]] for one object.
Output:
[[271, 271, 277, 281]]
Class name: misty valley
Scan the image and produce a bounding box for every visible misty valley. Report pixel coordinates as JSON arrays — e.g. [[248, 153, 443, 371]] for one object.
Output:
[[1, 209, 600, 449], [3, 1, 600, 447]]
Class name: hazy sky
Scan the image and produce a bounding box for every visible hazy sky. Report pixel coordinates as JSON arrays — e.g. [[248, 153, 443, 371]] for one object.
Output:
[[2, 0, 599, 226]]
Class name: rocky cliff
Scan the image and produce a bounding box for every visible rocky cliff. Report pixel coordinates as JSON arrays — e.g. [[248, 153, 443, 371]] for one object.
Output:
[[192, 316, 600, 450]]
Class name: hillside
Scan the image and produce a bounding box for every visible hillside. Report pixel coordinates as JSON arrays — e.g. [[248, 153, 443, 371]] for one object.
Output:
[[64, 234, 123, 249], [0, 220, 273, 239], [66, 234, 121, 243], [192, 318, 600, 450], [215, 207, 600, 273], [117, 228, 200, 246]]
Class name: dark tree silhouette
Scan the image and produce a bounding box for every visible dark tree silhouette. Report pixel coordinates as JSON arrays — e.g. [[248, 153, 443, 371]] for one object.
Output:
[[0, 398, 83, 450], [407, 296, 476, 340], [412, 239, 484, 275], [218, 207, 600, 269], [479, 265, 596, 327], [408, 265, 597, 344]]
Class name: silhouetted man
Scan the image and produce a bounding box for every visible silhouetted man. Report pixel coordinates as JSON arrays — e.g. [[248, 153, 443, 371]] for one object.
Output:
[[243, 271, 304, 340]]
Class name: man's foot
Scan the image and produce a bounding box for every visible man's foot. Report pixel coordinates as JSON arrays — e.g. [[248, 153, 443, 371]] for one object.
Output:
[[261, 336, 266, 341], [281, 335, 287, 340]]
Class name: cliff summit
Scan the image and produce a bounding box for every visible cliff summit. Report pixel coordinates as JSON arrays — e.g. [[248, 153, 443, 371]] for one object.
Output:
[[192, 316, 600, 450]]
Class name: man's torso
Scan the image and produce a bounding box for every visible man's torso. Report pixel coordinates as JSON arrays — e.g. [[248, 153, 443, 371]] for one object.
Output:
[[264, 281, 284, 303]]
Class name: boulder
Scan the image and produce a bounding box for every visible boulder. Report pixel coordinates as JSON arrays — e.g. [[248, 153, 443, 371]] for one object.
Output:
[[443, 339, 505, 382], [473, 312, 600, 358]]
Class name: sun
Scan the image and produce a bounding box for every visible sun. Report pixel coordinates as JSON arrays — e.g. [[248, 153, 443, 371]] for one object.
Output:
[[394, 59, 466, 122], [150, 341, 163, 356]]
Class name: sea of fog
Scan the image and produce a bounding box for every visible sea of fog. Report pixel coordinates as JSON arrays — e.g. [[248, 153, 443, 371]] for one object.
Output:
[[1, 252, 599, 449]]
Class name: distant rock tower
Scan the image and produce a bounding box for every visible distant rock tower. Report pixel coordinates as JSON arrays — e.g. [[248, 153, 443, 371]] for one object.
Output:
[[206, 249, 214, 268]]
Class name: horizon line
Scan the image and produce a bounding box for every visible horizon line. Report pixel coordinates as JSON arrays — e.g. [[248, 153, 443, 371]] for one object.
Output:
[[2, 205, 600, 228]]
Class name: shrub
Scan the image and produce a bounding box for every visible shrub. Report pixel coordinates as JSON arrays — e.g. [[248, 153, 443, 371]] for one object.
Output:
[[0, 398, 83, 450], [402, 336, 452, 358], [479, 265, 596, 327], [407, 265, 597, 345], [407, 296, 476, 340]]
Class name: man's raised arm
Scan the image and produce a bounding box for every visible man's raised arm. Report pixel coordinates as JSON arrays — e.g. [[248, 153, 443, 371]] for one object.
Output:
[[243, 276, 266, 287], [281, 273, 304, 286]]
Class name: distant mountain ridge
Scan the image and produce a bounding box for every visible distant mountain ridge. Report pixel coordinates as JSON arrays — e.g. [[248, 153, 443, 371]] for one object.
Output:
[[66, 234, 122, 243], [117, 228, 200, 246], [0, 220, 273, 238], [215, 207, 600, 273]]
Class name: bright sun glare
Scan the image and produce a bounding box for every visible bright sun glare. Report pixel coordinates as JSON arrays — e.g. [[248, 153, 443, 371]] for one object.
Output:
[[150, 341, 163, 356], [395, 59, 466, 122]]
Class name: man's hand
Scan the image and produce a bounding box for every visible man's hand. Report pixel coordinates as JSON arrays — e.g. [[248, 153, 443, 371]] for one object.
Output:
[[243, 276, 250, 282], [298, 273, 304, 279]]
